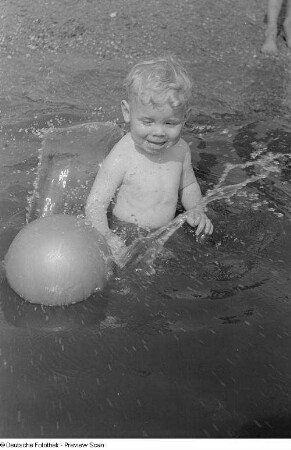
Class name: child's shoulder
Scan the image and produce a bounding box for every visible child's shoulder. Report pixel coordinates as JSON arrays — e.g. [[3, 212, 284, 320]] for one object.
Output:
[[111, 132, 134, 153], [106, 132, 132, 160], [173, 137, 190, 156], [177, 137, 189, 150]]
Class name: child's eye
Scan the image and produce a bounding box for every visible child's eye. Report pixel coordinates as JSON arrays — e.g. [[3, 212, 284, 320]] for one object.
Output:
[[142, 119, 152, 125], [166, 122, 179, 127]]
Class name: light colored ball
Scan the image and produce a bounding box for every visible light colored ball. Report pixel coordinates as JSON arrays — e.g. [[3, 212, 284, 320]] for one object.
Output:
[[5, 215, 111, 306]]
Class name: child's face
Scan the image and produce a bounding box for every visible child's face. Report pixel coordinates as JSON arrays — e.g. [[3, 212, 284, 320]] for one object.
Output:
[[121, 96, 186, 155]]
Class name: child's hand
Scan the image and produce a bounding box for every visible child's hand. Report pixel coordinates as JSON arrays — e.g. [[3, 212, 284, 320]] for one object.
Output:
[[186, 209, 213, 236], [106, 233, 128, 267]]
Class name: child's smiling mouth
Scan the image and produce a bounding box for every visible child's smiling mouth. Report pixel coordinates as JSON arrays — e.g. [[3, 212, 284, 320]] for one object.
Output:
[[147, 139, 167, 147]]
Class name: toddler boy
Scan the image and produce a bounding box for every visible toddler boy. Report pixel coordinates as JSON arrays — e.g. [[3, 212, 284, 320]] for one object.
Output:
[[86, 56, 213, 263]]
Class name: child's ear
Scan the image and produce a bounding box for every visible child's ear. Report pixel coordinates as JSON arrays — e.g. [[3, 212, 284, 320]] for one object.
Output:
[[121, 100, 130, 123]]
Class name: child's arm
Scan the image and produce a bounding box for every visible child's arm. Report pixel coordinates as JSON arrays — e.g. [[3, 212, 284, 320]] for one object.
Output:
[[85, 145, 127, 260], [179, 147, 213, 235]]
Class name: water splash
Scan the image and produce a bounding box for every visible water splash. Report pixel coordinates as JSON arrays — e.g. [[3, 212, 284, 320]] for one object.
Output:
[[120, 152, 289, 269]]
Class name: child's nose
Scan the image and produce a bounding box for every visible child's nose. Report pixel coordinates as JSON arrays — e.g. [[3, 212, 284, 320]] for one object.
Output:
[[152, 124, 165, 136]]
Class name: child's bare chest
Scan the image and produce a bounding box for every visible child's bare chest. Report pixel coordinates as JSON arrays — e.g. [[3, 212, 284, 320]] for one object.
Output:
[[124, 158, 182, 192]]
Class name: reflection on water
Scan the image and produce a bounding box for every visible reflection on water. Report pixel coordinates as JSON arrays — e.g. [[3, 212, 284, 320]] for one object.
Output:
[[0, 112, 291, 437]]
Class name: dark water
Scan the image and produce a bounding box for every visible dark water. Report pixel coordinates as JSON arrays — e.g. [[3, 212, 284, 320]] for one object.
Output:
[[0, 111, 291, 438]]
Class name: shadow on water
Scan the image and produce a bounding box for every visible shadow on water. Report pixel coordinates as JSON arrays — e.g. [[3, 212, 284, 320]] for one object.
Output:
[[0, 113, 291, 437]]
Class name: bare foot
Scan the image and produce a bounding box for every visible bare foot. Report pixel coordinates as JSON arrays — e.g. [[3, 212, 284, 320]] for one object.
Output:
[[261, 37, 278, 54]]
